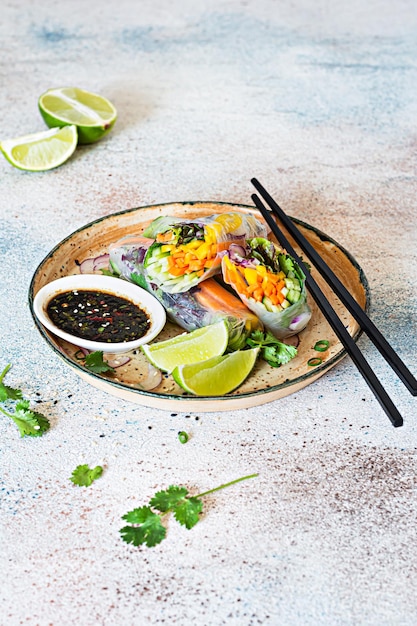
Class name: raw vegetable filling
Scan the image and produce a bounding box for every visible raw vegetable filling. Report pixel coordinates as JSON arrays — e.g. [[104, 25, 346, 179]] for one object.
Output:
[[46, 289, 150, 343], [222, 239, 304, 313], [221, 237, 312, 339]]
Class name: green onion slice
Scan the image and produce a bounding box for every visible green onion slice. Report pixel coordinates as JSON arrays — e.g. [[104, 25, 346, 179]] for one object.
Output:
[[313, 340, 330, 352], [178, 431, 189, 444], [307, 357, 323, 367]]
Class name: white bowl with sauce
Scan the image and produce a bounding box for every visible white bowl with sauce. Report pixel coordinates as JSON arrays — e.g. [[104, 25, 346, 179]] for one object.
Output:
[[33, 274, 166, 353]]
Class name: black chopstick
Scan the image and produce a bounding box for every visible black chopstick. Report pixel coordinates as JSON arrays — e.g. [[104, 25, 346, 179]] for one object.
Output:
[[251, 191, 404, 427], [252, 177, 417, 397]]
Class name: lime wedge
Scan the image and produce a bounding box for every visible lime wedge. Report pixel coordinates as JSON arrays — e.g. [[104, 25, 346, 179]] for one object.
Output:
[[141, 320, 229, 373], [172, 347, 259, 396], [38, 87, 117, 144], [0, 125, 78, 171]]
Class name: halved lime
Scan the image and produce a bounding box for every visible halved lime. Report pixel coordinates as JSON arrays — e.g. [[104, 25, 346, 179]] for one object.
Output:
[[141, 320, 229, 373], [0, 125, 78, 171], [38, 87, 117, 144], [172, 347, 259, 396]]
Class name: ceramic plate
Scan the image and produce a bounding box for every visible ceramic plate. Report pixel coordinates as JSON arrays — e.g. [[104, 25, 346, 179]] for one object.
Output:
[[29, 202, 369, 411]]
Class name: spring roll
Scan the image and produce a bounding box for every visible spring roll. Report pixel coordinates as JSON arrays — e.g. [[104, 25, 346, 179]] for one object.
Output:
[[221, 237, 312, 338], [140, 212, 268, 293]]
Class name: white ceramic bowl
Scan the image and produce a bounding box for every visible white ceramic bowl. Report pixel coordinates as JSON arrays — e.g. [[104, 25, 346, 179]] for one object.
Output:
[[33, 274, 166, 353]]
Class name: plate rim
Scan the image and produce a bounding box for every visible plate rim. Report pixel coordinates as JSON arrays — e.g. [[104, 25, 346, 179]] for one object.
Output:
[[28, 201, 370, 406]]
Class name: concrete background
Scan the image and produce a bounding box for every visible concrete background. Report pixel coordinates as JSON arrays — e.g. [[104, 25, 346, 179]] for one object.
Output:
[[1, 1, 416, 624]]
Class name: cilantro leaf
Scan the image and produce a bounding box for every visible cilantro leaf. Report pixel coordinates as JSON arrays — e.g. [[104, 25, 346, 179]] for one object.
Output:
[[0, 364, 23, 402], [0, 399, 50, 437], [247, 331, 297, 367], [84, 351, 115, 374], [0, 384, 23, 402], [70, 464, 103, 487], [150, 485, 189, 512], [120, 506, 166, 547], [150, 486, 203, 529], [173, 496, 203, 529]]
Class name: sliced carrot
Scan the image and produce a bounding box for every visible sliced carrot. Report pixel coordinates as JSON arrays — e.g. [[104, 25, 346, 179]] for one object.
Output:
[[266, 273, 279, 283], [253, 287, 263, 302], [246, 283, 259, 295], [156, 231, 174, 243], [168, 266, 189, 276], [188, 261, 205, 272], [193, 278, 263, 330]]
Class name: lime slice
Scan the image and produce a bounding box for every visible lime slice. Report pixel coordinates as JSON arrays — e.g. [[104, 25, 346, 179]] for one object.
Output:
[[141, 320, 229, 373], [38, 87, 117, 144], [172, 347, 259, 396], [0, 125, 77, 171]]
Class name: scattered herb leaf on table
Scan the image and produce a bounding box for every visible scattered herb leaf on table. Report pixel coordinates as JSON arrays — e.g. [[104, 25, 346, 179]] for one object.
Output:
[[0, 364, 50, 437], [70, 464, 104, 487], [120, 473, 258, 548]]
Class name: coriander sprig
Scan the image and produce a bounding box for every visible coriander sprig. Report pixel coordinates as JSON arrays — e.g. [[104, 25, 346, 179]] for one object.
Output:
[[0, 364, 50, 437], [246, 330, 297, 367], [120, 473, 258, 548]]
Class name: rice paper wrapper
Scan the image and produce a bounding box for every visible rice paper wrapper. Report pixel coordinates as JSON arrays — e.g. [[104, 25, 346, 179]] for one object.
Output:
[[108, 235, 154, 288], [237, 293, 312, 339], [140, 211, 268, 293], [221, 238, 312, 339]]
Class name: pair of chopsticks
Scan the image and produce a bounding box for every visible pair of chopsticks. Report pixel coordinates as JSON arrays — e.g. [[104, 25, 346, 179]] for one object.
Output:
[[251, 178, 417, 428]]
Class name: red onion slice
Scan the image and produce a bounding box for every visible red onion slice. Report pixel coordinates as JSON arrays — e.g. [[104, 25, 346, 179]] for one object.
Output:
[[137, 363, 163, 390], [79, 258, 96, 274], [93, 254, 110, 271], [79, 253, 110, 274]]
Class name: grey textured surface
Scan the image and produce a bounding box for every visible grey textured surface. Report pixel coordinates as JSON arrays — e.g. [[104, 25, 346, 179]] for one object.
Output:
[[1, 1, 417, 624]]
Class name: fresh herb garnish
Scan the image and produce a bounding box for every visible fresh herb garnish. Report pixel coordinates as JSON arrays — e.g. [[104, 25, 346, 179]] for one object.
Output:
[[0, 363, 23, 401], [70, 464, 103, 487], [176, 223, 205, 245], [246, 330, 297, 367], [0, 364, 50, 437], [120, 473, 258, 548], [84, 351, 115, 374]]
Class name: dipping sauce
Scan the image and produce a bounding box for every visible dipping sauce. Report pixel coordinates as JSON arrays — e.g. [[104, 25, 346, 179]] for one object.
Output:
[[46, 289, 150, 343]]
